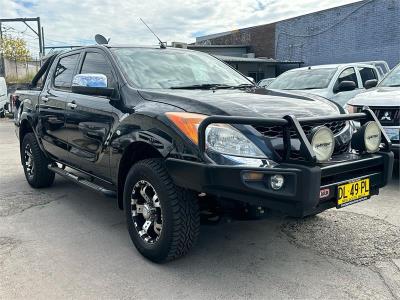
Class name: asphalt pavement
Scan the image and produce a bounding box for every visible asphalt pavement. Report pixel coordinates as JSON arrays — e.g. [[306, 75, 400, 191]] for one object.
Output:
[[0, 118, 399, 299]]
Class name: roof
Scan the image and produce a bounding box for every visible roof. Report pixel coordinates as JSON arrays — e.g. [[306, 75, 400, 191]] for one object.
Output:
[[188, 45, 250, 49], [214, 55, 302, 64], [293, 63, 378, 71]]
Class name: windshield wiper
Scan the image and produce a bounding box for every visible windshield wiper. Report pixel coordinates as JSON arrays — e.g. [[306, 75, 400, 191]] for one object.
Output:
[[230, 83, 255, 89], [385, 84, 400, 87], [170, 83, 233, 90]]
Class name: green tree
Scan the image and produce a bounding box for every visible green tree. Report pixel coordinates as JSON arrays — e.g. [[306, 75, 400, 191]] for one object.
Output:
[[0, 36, 31, 62]]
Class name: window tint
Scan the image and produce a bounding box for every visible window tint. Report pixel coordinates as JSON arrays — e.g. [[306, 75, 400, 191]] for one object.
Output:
[[336, 68, 358, 87], [80, 52, 115, 87], [53, 54, 80, 90], [358, 67, 378, 86]]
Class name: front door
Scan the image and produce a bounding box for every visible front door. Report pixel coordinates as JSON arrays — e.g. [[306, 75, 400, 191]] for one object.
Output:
[[65, 50, 118, 180], [331, 67, 362, 106], [38, 52, 81, 162]]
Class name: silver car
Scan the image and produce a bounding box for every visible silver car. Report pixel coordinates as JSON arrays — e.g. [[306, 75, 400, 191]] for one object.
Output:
[[347, 63, 400, 158], [268, 63, 381, 106]]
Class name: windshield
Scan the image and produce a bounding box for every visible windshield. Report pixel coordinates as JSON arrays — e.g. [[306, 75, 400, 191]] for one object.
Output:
[[112, 48, 249, 89], [379, 64, 400, 87], [268, 68, 337, 90]]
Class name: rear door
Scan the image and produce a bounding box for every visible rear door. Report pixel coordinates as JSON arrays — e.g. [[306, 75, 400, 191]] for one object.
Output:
[[64, 49, 118, 180], [358, 66, 379, 87], [38, 51, 81, 161]]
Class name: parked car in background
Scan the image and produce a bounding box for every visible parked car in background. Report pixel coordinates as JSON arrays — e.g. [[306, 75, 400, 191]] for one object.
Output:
[[347, 63, 400, 158], [0, 77, 8, 118], [257, 78, 275, 89], [267, 63, 381, 106]]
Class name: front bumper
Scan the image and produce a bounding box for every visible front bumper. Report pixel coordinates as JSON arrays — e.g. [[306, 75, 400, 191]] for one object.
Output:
[[166, 152, 394, 217]]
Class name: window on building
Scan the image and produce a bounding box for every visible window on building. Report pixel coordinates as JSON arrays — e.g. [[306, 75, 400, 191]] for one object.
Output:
[[80, 52, 115, 88], [358, 67, 378, 86], [336, 67, 358, 87], [53, 54, 80, 90]]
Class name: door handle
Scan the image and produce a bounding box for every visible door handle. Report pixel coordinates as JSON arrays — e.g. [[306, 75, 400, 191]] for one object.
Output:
[[41, 96, 49, 103], [67, 102, 77, 109]]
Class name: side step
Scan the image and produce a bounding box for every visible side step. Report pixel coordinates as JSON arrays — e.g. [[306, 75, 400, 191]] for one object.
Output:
[[48, 165, 116, 198]]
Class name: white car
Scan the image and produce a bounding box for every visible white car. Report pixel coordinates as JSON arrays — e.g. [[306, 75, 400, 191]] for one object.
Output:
[[257, 78, 275, 88], [0, 77, 8, 118], [267, 63, 381, 106], [347, 63, 400, 158]]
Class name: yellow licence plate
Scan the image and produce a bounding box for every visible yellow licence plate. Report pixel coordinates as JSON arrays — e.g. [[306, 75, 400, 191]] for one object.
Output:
[[337, 178, 370, 208]]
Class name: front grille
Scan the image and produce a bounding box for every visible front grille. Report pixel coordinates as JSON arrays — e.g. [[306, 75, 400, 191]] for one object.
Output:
[[276, 142, 350, 161], [255, 121, 349, 161], [255, 120, 347, 139], [371, 107, 400, 126]]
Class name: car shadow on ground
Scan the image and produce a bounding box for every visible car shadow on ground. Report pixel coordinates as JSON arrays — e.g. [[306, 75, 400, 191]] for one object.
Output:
[[49, 170, 399, 268]]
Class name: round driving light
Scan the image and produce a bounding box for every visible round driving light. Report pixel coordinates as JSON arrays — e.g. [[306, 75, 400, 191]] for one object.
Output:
[[270, 174, 284, 190], [364, 121, 381, 153], [351, 121, 381, 153], [309, 126, 335, 162]]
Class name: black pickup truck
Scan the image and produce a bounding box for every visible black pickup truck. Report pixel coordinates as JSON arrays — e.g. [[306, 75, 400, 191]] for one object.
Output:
[[15, 45, 393, 262]]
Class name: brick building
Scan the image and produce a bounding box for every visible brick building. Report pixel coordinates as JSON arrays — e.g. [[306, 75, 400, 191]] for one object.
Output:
[[196, 0, 400, 69]]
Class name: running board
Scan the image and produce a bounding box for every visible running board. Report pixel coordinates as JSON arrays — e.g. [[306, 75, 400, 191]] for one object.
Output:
[[48, 165, 116, 198]]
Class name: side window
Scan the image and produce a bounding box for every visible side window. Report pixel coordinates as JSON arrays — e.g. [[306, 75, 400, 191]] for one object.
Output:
[[53, 54, 80, 90], [336, 68, 358, 87], [80, 52, 115, 88], [358, 67, 378, 86]]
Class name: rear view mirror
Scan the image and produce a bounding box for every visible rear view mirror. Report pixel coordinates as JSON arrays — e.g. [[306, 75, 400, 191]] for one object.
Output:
[[335, 80, 356, 93], [364, 79, 378, 89], [72, 74, 114, 97]]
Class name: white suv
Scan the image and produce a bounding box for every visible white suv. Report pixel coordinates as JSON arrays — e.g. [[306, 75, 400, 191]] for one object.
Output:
[[0, 77, 8, 118], [347, 63, 400, 158], [267, 63, 381, 106]]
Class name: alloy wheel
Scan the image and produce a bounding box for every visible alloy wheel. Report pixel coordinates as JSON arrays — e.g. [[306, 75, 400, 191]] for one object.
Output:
[[130, 180, 163, 244], [24, 144, 34, 177]]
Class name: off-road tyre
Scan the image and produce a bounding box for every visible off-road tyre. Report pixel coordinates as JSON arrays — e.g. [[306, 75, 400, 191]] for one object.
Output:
[[21, 133, 55, 188], [124, 159, 200, 263]]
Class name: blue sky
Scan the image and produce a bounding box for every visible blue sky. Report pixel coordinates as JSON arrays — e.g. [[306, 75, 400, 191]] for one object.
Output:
[[0, 0, 361, 58]]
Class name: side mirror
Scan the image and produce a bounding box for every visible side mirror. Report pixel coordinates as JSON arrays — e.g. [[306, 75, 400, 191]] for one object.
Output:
[[364, 79, 378, 89], [335, 80, 356, 93], [246, 76, 256, 84], [72, 74, 114, 97]]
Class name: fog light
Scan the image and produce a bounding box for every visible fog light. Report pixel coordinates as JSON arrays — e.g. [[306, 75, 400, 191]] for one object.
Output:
[[364, 121, 381, 153], [270, 174, 284, 190], [352, 121, 381, 153], [309, 126, 335, 162]]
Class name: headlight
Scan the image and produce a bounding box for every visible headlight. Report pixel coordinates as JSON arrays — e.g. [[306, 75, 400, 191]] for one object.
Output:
[[165, 112, 265, 158], [352, 121, 381, 153], [206, 124, 264, 157], [308, 126, 335, 162], [345, 104, 358, 114]]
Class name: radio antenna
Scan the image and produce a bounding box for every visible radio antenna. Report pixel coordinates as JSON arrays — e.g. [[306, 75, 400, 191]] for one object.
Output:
[[139, 18, 166, 49]]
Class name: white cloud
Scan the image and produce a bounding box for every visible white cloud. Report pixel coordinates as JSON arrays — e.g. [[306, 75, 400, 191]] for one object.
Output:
[[0, 0, 361, 58]]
